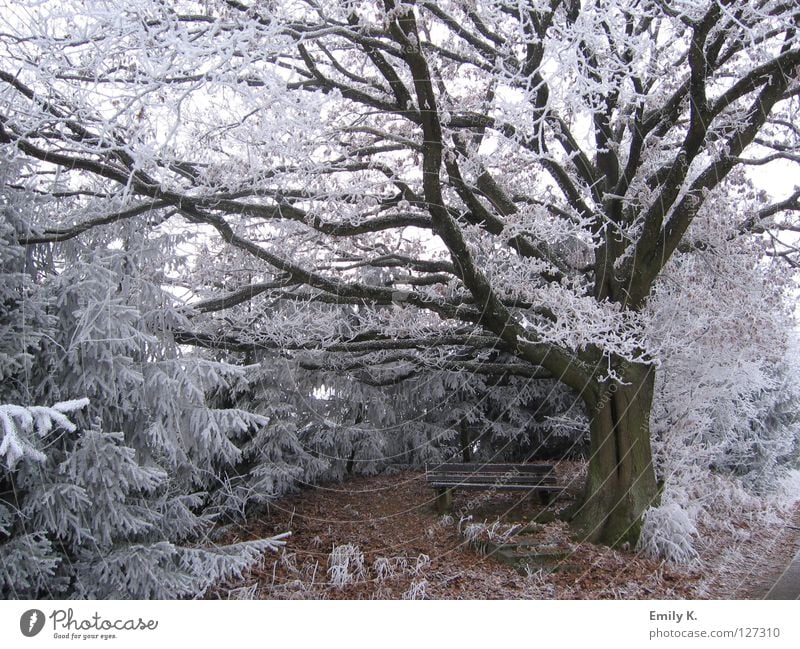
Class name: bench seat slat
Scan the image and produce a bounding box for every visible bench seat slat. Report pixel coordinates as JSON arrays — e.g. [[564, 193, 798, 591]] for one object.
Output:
[[425, 471, 555, 482], [426, 474, 553, 481]]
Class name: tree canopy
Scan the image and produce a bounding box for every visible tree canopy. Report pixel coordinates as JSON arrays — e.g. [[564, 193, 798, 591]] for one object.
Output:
[[2, 0, 800, 555]]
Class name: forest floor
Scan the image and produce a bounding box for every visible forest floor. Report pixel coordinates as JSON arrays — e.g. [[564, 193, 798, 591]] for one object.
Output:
[[215, 462, 800, 600]]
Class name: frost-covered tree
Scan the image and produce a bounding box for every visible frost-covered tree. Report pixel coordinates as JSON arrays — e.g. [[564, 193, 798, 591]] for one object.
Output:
[[637, 197, 800, 561], [1, 0, 799, 547], [0, 171, 289, 598], [648, 226, 799, 493], [0, 400, 288, 598], [297, 361, 586, 470]]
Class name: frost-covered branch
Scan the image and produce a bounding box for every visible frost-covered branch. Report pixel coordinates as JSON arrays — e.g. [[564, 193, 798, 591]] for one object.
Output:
[[0, 399, 89, 468]]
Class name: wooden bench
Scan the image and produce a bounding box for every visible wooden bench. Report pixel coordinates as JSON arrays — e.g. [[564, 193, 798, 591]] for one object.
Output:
[[425, 462, 562, 513]]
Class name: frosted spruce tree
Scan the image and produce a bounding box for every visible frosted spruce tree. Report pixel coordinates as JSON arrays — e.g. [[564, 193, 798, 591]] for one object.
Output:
[[0, 170, 288, 598]]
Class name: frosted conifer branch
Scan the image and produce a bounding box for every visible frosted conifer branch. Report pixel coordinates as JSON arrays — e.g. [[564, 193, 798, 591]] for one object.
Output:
[[0, 400, 89, 469]]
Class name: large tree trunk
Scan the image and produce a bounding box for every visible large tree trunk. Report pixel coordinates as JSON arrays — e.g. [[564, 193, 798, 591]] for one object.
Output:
[[570, 362, 660, 547]]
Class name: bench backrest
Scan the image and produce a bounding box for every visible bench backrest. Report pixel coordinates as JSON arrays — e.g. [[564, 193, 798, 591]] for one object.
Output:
[[425, 462, 554, 477]]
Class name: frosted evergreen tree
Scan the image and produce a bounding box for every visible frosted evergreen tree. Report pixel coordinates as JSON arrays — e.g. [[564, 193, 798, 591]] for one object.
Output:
[[0, 172, 289, 598]]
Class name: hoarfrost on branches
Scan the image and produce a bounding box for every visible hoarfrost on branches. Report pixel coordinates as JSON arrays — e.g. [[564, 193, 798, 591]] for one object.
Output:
[[1, 0, 799, 567], [0, 400, 89, 468]]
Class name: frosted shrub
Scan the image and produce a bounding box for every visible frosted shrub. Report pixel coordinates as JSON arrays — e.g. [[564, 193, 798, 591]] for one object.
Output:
[[643, 236, 800, 559], [327, 543, 366, 588], [461, 521, 520, 545], [412, 553, 431, 576], [523, 564, 547, 584], [638, 503, 699, 564], [776, 470, 800, 502], [463, 523, 484, 543], [486, 521, 522, 544]]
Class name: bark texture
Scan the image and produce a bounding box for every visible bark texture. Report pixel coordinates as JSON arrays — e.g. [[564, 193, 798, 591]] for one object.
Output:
[[572, 363, 659, 547]]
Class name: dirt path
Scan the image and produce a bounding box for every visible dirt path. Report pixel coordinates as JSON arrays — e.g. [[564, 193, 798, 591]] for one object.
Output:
[[764, 507, 800, 599], [699, 503, 800, 599]]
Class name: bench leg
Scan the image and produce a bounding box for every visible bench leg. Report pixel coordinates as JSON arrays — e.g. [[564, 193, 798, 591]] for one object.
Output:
[[435, 488, 453, 514], [537, 490, 553, 506]]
